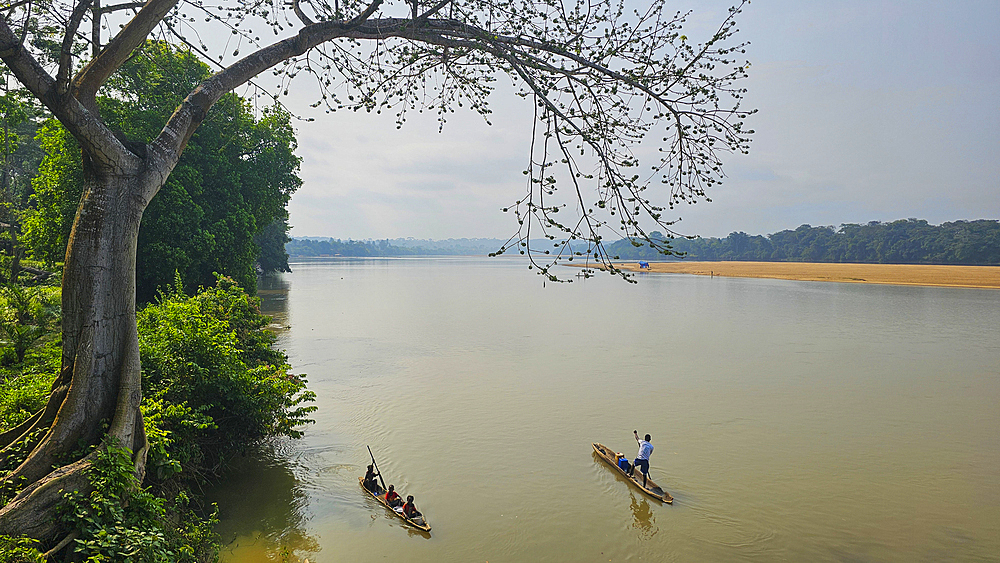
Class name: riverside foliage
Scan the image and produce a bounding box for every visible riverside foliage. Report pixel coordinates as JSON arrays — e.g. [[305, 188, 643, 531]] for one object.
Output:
[[0, 277, 314, 560]]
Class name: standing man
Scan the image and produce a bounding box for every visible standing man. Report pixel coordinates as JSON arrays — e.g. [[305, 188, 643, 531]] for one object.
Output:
[[629, 430, 654, 488]]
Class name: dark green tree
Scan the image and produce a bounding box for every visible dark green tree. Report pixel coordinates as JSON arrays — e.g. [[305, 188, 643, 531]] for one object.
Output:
[[21, 42, 301, 300], [0, 76, 46, 283], [255, 217, 293, 274], [604, 219, 1000, 264]]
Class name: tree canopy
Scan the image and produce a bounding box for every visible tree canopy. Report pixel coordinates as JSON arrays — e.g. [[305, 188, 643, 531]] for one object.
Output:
[[20, 41, 301, 301]]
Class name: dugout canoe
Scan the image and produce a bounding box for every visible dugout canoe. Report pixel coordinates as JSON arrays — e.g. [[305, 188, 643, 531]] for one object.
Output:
[[359, 477, 432, 532], [592, 442, 673, 503]]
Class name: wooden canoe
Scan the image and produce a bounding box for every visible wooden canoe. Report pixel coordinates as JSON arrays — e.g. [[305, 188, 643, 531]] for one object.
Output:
[[593, 442, 673, 503], [359, 477, 432, 532]]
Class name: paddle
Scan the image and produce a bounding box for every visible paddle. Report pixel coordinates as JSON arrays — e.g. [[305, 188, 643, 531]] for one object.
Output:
[[367, 445, 387, 493]]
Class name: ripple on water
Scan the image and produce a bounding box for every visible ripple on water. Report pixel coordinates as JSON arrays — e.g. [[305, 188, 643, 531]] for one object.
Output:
[[217, 258, 1000, 562]]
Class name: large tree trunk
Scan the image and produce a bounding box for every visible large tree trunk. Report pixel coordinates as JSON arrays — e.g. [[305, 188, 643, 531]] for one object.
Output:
[[0, 151, 150, 541]]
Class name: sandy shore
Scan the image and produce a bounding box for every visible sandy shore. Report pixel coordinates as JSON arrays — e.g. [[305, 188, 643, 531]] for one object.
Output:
[[569, 261, 1000, 289]]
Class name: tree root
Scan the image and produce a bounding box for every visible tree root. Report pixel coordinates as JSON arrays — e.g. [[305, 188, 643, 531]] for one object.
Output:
[[0, 451, 95, 541], [0, 384, 67, 451], [0, 409, 42, 450], [42, 529, 78, 560]]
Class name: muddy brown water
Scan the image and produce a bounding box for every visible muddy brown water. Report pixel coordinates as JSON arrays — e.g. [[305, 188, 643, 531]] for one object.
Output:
[[208, 257, 1000, 562]]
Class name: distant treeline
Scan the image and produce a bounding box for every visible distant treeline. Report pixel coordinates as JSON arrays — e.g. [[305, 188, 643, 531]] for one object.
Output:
[[287, 237, 521, 256], [286, 238, 423, 256], [604, 219, 1000, 265]]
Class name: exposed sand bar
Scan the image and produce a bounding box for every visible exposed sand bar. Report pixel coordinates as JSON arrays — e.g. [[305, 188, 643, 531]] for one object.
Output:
[[571, 261, 1000, 289]]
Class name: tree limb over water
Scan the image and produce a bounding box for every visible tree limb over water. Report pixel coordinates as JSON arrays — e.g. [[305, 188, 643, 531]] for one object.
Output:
[[0, 0, 752, 548]]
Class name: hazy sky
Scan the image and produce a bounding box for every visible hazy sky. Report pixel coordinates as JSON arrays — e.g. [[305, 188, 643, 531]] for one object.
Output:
[[279, 0, 1000, 239]]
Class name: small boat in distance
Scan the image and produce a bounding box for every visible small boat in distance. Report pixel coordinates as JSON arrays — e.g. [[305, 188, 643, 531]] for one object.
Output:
[[592, 442, 673, 503], [359, 478, 432, 532]]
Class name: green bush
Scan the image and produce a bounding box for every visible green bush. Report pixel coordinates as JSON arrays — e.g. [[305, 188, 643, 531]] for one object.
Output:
[[0, 276, 313, 560], [59, 445, 219, 563], [0, 535, 44, 562], [0, 285, 60, 363], [0, 334, 59, 431], [138, 275, 315, 477]]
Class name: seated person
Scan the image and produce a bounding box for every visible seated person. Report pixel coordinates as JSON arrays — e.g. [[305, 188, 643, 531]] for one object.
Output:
[[384, 484, 402, 507], [402, 495, 421, 519]]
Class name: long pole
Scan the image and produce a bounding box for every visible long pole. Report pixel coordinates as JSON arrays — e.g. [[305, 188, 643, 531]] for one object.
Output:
[[367, 445, 387, 492]]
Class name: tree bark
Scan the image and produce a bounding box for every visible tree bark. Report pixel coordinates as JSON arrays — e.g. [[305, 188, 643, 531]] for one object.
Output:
[[0, 151, 150, 541]]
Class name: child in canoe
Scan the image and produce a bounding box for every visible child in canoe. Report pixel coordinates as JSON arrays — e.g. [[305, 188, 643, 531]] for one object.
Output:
[[394, 495, 422, 520], [384, 485, 402, 507]]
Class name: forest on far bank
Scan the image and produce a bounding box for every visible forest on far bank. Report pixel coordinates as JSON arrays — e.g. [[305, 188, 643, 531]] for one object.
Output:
[[291, 220, 1000, 266], [609, 219, 1000, 265]]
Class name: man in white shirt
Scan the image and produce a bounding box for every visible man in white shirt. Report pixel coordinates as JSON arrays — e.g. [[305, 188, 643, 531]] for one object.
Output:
[[629, 430, 654, 487]]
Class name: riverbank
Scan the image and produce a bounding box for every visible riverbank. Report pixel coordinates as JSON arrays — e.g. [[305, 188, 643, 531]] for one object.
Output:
[[569, 261, 1000, 289]]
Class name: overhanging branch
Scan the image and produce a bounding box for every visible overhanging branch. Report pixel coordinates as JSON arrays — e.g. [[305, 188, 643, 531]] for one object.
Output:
[[73, 0, 181, 109], [57, 0, 95, 92]]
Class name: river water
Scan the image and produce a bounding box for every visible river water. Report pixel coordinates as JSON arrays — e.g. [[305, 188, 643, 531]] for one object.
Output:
[[208, 257, 1000, 562]]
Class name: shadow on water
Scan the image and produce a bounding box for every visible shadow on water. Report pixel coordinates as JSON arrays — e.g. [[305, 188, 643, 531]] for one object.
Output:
[[206, 447, 319, 563]]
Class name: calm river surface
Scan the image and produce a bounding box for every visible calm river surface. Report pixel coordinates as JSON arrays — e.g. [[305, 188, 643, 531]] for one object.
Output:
[[209, 257, 1000, 562]]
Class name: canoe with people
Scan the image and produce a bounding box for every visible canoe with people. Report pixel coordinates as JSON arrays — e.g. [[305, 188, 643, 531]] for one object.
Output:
[[593, 431, 673, 503], [360, 447, 431, 532]]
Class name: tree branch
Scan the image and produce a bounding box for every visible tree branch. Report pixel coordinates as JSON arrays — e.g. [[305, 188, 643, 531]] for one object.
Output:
[[96, 1, 143, 13], [56, 0, 95, 93], [0, 18, 134, 167], [145, 10, 747, 221], [416, 0, 452, 21], [0, 0, 32, 12], [346, 0, 383, 28], [92, 0, 101, 57], [73, 0, 180, 110], [292, 0, 314, 26], [0, 19, 57, 106]]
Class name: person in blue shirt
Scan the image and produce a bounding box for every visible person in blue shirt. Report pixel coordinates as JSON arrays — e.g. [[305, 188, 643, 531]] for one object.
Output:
[[628, 430, 654, 487]]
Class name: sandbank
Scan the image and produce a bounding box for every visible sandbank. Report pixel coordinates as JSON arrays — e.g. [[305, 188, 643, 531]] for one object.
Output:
[[569, 261, 1000, 289]]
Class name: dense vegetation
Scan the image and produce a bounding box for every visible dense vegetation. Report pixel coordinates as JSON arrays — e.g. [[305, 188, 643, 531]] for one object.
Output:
[[0, 277, 315, 560], [0, 39, 310, 560], [604, 220, 1000, 265], [14, 42, 300, 302], [289, 220, 1000, 266]]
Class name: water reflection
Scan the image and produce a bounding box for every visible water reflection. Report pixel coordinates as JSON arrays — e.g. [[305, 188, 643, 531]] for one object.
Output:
[[257, 273, 290, 333], [210, 276, 307, 561], [208, 447, 319, 563], [629, 493, 658, 539]]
